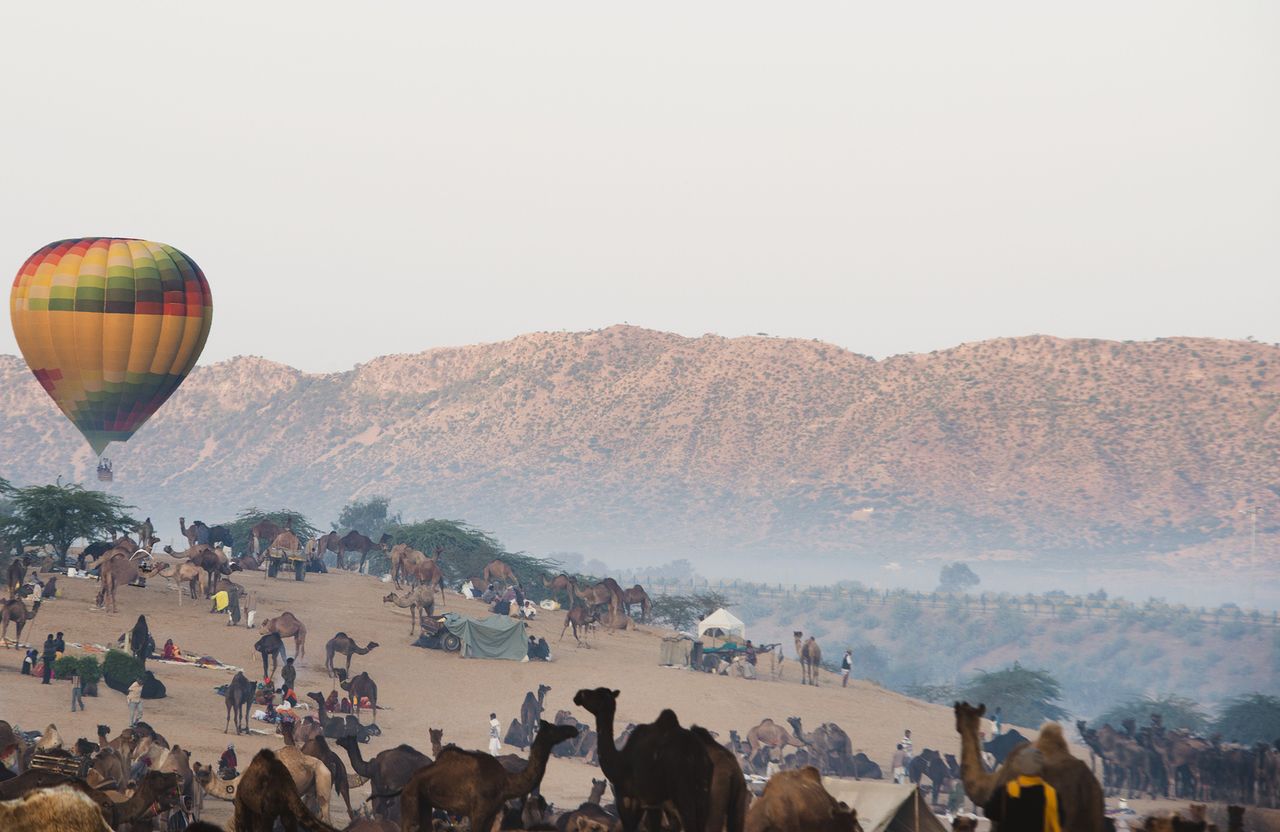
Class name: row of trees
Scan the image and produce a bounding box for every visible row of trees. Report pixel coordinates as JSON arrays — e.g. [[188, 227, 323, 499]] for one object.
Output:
[[906, 663, 1280, 745]]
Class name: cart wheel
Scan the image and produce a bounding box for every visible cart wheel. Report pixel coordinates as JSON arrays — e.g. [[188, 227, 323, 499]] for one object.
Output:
[[442, 633, 461, 653], [295, 561, 306, 581], [267, 559, 279, 578]]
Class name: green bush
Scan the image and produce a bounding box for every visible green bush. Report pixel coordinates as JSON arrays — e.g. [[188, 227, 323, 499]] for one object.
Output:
[[53, 654, 102, 684], [102, 649, 143, 693], [53, 655, 80, 679]]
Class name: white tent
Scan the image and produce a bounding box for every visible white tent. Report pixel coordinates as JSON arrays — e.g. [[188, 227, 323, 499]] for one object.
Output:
[[821, 779, 949, 832], [697, 608, 746, 640]]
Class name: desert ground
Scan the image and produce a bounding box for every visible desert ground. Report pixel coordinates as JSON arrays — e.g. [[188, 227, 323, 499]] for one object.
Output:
[[2, 564, 1271, 830]]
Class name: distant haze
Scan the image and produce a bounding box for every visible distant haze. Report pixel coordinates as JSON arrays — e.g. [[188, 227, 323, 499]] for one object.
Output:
[[2, 3, 1278, 371]]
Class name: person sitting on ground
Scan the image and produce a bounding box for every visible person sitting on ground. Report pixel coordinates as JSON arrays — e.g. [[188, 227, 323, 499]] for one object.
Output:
[[326, 689, 340, 712], [21, 648, 36, 676], [981, 746, 1061, 832], [460, 579, 475, 598], [339, 696, 352, 714], [480, 583, 497, 603], [162, 639, 182, 661], [218, 744, 238, 780]]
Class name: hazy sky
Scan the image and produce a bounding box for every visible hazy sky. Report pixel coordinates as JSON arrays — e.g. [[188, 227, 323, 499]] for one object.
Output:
[[2, 3, 1276, 372]]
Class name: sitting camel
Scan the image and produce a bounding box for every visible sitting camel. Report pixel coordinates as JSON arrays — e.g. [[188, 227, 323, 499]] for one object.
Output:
[[227, 748, 338, 832], [954, 702, 1104, 832], [0, 785, 114, 832], [399, 719, 579, 832], [382, 588, 435, 635], [574, 687, 713, 832], [260, 612, 307, 662], [745, 765, 861, 832], [324, 633, 379, 677]]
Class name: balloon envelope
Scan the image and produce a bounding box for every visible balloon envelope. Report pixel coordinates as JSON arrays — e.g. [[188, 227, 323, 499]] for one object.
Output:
[[10, 238, 213, 455]]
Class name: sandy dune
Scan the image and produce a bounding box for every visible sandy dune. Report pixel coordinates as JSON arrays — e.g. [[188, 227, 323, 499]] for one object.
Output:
[[1, 566, 995, 827]]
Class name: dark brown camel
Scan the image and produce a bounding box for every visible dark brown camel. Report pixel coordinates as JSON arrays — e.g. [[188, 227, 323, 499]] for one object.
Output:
[[399, 719, 579, 832], [572, 578, 625, 615], [621, 585, 652, 621], [231, 748, 338, 832], [253, 632, 286, 680], [340, 671, 378, 720], [560, 604, 599, 644], [574, 687, 712, 832], [542, 573, 577, 608], [693, 724, 749, 832], [337, 531, 391, 573], [224, 672, 257, 734], [481, 559, 517, 586], [324, 633, 379, 677], [335, 735, 430, 821], [312, 531, 341, 564]]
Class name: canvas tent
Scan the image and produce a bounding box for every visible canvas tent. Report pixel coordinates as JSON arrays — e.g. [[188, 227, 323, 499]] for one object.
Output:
[[659, 634, 699, 667], [697, 608, 746, 640], [442, 613, 529, 661], [820, 779, 948, 832]]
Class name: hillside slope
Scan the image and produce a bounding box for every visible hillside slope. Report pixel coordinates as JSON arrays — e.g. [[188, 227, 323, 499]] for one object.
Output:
[[1, 327, 1277, 570]]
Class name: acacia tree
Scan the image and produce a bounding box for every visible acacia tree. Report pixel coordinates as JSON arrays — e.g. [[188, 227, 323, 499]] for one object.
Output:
[[961, 662, 1067, 726], [381, 518, 555, 590], [0, 483, 136, 563], [1214, 694, 1280, 745], [218, 507, 318, 554], [1098, 694, 1208, 733], [939, 562, 981, 592], [334, 496, 400, 539]]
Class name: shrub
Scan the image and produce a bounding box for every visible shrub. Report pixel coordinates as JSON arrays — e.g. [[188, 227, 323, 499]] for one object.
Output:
[[103, 649, 144, 693], [53, 655, 80, 679]]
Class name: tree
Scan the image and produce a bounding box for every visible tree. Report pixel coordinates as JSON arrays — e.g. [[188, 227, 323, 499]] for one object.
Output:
[[938, 562, 980, 592], [649, 591, 731, 632], [383, 519, 556, 591], [1214, 694, 1280, 745], [1097, 694, 1208, 733], [334, 496, 400, 539], [219, 507, 319, 555], [0, 483, 136, 563], [961, 662, 1067, 726]]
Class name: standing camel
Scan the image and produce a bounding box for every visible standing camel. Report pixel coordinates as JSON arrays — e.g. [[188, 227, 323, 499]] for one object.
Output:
[[621, 585, 652, 621], [337, 531, 391, 573], [224, 672, 256, 735], [572, 578, 625, 616], [226, 748, 337, 832], [340, 672, 379, 720], [954, 702, 1104, 832], [382, 588, 435, 635], [7, 559, 28, 598], [398, 720, 579, 832], [253, 632, 287, 680], [0, 599, 41, 646], [482, 559, 517, 587], [250, 520, 283, 556], [335, 736, 431, 821], [574, 687, 712, 832], [260, 612, 307, 662], [793, 631, 822, 687], [560, 604, 599, 644], [542, 573, 577, 608], [324, 633, 379, 677]]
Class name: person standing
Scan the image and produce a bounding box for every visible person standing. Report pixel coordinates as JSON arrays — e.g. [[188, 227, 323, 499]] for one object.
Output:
[[993, 706, 1003, 736], [70, 669, 84, 712], [127, 679, 144, 726], [53, 631, 66, 656], [841, 649, 853, 687], [900, 728, 914, 771], [488, 713, 502, 755], [891, 743, 908, 784], [282, 657, 296, 692], [40, 634, 56, 685]]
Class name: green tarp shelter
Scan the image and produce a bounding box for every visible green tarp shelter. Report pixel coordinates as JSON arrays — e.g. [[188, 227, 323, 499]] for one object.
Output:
[[443, 613, 529, 661]]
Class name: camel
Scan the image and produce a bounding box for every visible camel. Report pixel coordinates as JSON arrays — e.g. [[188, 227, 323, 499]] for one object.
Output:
[[179, 517, 210, 548], [620, 585, 652, 621], [338, 531, 391, 573], [954, 702, 1104, 832], [95, 553, 145, 614], [254, 632, 287, 679], [6, 559, 26, 598], [574, 687, 712, 832], [572, 578, 625, 616], [691, 724, 749, 832], [383, 588, 435, 635], [0, 785, 113, 832], [389, 544, 430, 588], [325, 633, 379, 677], [561, 604, 600, 644], [542, 573, 577, 608], [793, 632, 822, 687], [745, 766, 861, 832], [1147, 715, 1211, 800], [482, 559, 517, 587], [153, 559, 207, 599], [786, 717, 856, 777], [399, 719, 579, 832], [261, 611, 307, 661], [335, 735, 431, 820], [275, 723, 337, 823], [521, 684, 552, 736], [250, 520, 283, 556], [428, 729, 444, 759], [181, 544, 230, 597], [1077, 720, 1152, 797], [340, 671, 378, 719], [747, 719, 807, 759], [0, 598, 40, 645], [1, 769, 182, 829], [313, 531, 342, 563], [228, 748, 338, 832], [224, 672, 257, 734]]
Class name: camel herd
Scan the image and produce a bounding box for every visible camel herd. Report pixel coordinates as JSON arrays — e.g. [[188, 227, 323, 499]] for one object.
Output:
[[1077, 715, 1280, 807]]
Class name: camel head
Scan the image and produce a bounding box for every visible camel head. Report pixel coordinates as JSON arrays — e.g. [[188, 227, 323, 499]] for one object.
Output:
[[573, 687, 620, 717], [381, 592, 399, 604], [786, 716, 803, 735], [953, 701, 986, 735], [378, 533, 392, 548], [429, 728, 443, 746], [532, 719, 579, 750], [539, 683, 552, 698]]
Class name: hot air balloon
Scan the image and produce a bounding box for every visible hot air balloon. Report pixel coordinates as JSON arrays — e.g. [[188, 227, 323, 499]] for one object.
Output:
[[10, 238, 213, 460]]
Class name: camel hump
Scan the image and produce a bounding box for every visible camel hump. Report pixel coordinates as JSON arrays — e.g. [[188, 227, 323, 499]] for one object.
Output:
[[655, 709, 682, 728], [332, 631, 348, 639]]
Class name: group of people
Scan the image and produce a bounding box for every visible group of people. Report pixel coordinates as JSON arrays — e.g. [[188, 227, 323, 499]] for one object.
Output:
[[19, 631, 65, 684]]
